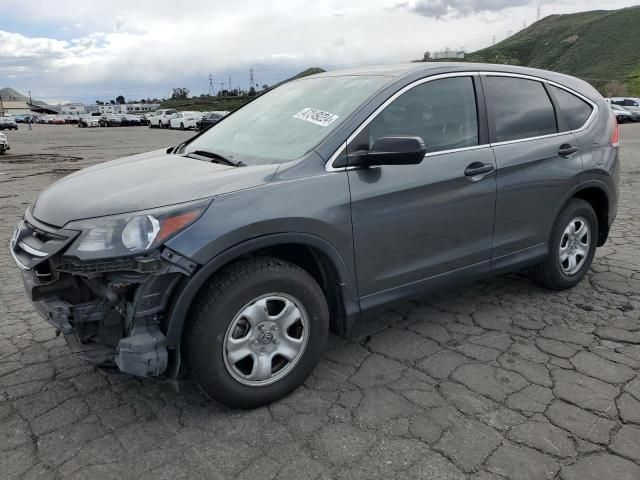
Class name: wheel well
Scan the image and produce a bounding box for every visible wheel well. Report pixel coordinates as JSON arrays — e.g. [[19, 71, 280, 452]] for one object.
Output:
[[185, 243, 347, 336], [572, 187, 609, 246], [250, 244, 345, 334]]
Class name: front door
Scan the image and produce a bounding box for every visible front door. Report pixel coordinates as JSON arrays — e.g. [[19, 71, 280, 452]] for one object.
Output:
[[347, 75, 497, 302]]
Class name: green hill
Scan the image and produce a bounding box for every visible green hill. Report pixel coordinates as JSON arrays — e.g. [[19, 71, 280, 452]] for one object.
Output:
[[160, 67, 326, 112], [466, 6, 640, 96]]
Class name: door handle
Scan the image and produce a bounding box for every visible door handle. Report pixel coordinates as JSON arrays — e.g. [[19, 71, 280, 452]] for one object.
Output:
[[464, 162, 495, 176], [558, 144, 579, 157]]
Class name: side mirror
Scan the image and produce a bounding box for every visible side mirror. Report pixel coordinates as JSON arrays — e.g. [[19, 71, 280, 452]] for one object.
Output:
[[166, 145, 177, 154], [349, 136, 427, 167]]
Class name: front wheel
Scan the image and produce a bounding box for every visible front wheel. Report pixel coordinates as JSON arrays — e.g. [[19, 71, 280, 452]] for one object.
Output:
[[185, 257, 329, 409], [531, 198, 598, 290]]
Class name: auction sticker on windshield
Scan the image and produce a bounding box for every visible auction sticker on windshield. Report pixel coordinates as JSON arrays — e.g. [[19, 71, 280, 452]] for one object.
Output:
[[293, 108, 340, 127]]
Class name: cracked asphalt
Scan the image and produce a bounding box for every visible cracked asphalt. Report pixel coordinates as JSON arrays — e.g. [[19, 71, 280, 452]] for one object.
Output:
[[1, 123, 640, 480]]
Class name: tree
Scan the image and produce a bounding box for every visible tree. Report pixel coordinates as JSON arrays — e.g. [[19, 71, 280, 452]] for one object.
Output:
[[95, 100, 104, 105], [171, 87, 190, 100], [248, 86, 256, 97], [116, 95, 125, 104], [109, 99, 116, 105], [423, 51, 432, 61]]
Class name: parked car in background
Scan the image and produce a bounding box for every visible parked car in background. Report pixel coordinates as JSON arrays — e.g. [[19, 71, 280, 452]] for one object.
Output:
[[121, 114, 142, 126], [0, 132, 9, 154], [14, 114, 32, 123], [139, 113, 150, 126], [64, 115, 80, 124], [611, 104, 635, 123], [0, 116, 18, 130], [148, 109, 177, 128], [169, 111, 203, 130], [100, 114, 124, 127], [50, 116, 66, 125], [609, 97, 640, 115], [78, 115, 101, 128], [196, 111, 226, 131], [10, 64, 620, 408]]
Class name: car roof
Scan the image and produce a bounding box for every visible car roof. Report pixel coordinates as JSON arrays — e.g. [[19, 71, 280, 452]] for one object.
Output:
[[308, 62, 601, 101]]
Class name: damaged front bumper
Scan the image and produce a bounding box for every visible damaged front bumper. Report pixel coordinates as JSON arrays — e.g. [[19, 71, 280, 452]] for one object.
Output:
[[10, 210, 197, 378]]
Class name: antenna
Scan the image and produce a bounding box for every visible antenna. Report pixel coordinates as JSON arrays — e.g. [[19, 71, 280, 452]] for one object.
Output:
[[208, 74, 215, 96]]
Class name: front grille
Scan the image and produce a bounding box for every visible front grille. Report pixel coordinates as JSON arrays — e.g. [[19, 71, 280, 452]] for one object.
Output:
[[58, 258, 139, 274], [10, 215, 77, 271]]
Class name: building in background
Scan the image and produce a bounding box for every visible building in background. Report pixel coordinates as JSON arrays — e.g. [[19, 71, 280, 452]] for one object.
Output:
[[0, 100, 32, 115], [432, 49, 465, 60], [121, 103, 160, 113]]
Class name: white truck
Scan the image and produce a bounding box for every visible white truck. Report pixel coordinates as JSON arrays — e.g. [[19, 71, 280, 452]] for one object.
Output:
[[0, 132, 10, 154], [148, 109, 177, 128]]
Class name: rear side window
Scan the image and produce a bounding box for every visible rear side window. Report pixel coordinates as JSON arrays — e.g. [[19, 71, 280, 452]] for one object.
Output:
[[484, 76, 557, 142], [550, 85, 593, 131], [363, 76, 479, 154]]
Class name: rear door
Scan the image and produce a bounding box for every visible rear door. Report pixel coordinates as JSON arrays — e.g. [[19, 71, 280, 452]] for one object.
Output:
[[483, 74, 585, 262]]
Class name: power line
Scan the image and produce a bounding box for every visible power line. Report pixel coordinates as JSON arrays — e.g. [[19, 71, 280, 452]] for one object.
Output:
[[208, 74, 215, 96]]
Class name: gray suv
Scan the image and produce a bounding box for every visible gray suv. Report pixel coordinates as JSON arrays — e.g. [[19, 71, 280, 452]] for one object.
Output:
[[10, 63, 619, 408]]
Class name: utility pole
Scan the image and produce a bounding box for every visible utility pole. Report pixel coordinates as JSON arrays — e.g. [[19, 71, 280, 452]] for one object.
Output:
[[28, 90, 33, 105], [219, 82, 224, 94], [208, 74, 215, 96]]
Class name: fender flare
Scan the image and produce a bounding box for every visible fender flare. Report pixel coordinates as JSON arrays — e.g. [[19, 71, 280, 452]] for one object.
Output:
[[553, 179, 611, 242], [164, 232, 360, 348]]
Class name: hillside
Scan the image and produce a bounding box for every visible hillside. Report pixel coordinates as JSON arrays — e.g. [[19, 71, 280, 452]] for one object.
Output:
[[466, 6, 640, 95], [160, 67, 325, 112], [0, 87, 48, 105]]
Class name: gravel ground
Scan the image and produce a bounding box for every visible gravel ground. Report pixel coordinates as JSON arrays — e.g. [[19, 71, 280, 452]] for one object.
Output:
[[1, 123, 640, 480]]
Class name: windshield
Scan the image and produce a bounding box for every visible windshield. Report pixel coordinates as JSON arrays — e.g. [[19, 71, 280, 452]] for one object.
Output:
[[185, 75, 389, 164]]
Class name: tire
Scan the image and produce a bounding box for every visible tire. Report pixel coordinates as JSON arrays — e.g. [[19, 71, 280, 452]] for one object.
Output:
[[185, 257, 329, 408], [530, 198, 598, 290]]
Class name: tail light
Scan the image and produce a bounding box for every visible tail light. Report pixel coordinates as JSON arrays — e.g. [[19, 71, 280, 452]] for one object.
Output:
[[611, 115, 620, 147]]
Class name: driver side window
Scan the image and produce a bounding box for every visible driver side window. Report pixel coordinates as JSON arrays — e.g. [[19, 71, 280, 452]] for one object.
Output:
[[353, 76, 479, 154]]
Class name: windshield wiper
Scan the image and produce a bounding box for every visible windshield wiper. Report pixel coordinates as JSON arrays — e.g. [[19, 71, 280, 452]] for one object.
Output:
[[185, 150, 246, 167]]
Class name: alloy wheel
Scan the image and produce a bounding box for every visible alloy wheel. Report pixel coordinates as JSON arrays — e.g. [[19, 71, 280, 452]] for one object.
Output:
[[559, 216, 590, 276]]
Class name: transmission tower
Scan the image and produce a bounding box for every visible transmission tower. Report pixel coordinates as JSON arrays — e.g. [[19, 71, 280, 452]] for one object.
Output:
[[228, 76, 232, 92], [208, 74, 215, 96], [249, 68, 255, 91]]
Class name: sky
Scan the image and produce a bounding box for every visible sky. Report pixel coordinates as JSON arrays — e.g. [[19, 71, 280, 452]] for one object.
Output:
[[1, 0, 637, 104]]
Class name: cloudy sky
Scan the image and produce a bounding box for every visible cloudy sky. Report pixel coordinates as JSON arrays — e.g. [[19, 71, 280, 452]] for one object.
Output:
[[1, 0, 637, 104]]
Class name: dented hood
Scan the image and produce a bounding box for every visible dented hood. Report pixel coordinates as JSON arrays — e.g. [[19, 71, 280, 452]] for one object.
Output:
[[32, 149, 278, 227]]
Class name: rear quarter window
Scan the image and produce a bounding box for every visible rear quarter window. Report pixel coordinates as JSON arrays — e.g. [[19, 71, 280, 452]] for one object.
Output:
[[549, 85, 593, 131]]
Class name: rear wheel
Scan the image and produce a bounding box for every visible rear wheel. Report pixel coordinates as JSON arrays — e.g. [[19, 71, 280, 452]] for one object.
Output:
[[531, 199, 598, 290], [185, 257, 329, 409]]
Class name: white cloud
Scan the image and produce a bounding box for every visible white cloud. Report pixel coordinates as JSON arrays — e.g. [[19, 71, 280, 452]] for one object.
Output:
[[1, 0, 638, 100]]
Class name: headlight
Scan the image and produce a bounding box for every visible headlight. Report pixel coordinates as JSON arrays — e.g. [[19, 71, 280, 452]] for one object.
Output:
[[64, 199, 209, 259]]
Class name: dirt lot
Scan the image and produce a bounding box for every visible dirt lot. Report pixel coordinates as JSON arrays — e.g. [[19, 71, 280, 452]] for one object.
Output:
[[1, 123, 640, 480]]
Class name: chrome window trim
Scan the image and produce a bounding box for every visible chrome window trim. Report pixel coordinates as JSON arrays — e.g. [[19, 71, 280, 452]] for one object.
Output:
[[480, 72, 598, 147], [325, 71, 482, 171], [325, 70, 599, 171]]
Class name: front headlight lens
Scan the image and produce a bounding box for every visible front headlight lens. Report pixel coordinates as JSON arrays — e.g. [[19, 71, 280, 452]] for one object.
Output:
[[64, 199, 209, 259]]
